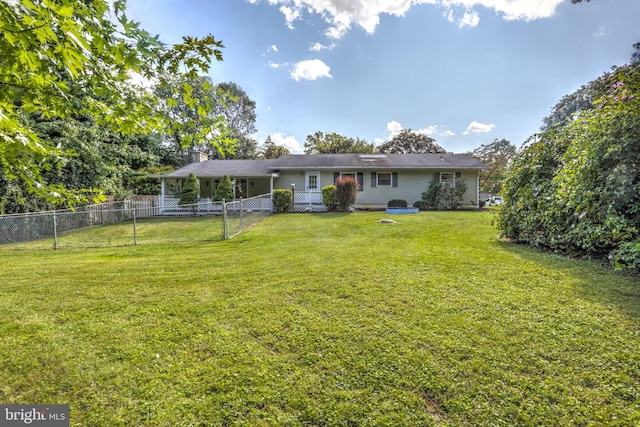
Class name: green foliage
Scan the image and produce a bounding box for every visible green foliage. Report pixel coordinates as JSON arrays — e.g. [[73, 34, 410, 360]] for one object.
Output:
[[212, 175, 234, 202], [261, 136, 290, 159], [304, 131, 376, 154], [321, 185, 337, 211], [378, 129, 447, 154], [178, 173, 199, 207], [335, 177, 357, 212], [422, 173, 468, 210], [0, 0, 228, 206], [273, 189, 292, 213], [387, 199, 408, 208], [469, 138, 517, 194], [412, 201, 428, 211], [497, 63, 640, 272]]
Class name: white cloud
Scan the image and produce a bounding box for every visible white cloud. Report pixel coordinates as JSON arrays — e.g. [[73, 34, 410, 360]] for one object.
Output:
[[310, 42, 337, 52], [291, 59, 332, 81], [459, 10, 479, 28], [280, 5, 300, 30], [270, 132, 303, 153], [252, 0, 565, 38], [462, 121, 495, 135], [441, 130, 455, 137], [386, 120, 404, 138], [416, 125, 438, 136], [267, 44, 279, 53]]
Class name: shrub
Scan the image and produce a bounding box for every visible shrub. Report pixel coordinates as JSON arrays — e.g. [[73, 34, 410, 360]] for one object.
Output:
[[273, 189, 292, 213], [322, 185, 337, 211], [496, 64, 640, 272], [421, 173, 467, 210], [413, 201, 429, 211], [213, 175, 234, 202], [388, 199, 408, 208], [179, 173, 199, 211], [335, 177, 357, 212]]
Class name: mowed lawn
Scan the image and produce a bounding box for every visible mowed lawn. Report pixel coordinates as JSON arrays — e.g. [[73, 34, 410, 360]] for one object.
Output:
[[1, 212, 639, 426]]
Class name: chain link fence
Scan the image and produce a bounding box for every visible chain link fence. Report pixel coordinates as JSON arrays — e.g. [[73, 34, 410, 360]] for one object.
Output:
[[0, 195, 272, 250]]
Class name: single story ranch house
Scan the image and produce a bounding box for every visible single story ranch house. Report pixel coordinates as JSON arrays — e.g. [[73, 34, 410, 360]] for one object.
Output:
[[156, 153, 488, 210]]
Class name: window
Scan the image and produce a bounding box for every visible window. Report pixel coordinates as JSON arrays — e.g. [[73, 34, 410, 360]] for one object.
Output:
[[440, 172, 461, 187], [334, 172, 363, 191], [377, 172, 392, 187]]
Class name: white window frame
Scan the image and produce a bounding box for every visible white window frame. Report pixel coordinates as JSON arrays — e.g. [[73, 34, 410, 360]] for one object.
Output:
[[305, 171, 321, 192], [440, 172, 455, 187], [377, 172, 392, 187]]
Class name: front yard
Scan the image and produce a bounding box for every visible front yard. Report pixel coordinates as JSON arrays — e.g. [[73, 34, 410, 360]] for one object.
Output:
[[0, 212, 638, 425]]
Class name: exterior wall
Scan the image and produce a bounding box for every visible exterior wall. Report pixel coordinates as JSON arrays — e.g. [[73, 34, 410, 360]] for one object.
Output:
[[274, 169, 480, 208]]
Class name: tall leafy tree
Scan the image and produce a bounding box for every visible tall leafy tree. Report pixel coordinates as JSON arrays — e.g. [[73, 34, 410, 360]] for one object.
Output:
[[304, 131, 376, 154], [213, 82, 257, 159], [497, 62, 640, 272], [0, 0, 230, 206], [469, 138, 516, 194], [261, 135, 290, 159], [378, 130, 447, 154]]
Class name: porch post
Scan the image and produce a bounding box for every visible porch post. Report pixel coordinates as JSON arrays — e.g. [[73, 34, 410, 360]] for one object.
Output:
[[160, 179, 165, 209], [476, 172, 480, 209]]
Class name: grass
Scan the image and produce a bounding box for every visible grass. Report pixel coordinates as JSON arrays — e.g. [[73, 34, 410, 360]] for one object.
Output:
[[0, 211, 639, 426]]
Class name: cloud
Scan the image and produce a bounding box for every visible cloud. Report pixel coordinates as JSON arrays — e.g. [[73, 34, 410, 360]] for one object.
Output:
[[462, 121, 495, 135], [270, 132, 303, 153], [251, 0, 564, 38], [291, 59, 332, 81], [310, 42, 337, 52], [386, 120, 404, 138], [441, 130, 455, 137], [267, 44, 279, 53], [459, 11, 479, 28]]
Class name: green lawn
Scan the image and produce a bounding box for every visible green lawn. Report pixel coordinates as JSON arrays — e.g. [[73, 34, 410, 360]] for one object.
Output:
[[1, 212, 639, 426]]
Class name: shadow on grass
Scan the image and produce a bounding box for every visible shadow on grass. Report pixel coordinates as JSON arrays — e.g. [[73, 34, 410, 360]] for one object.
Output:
[[494, 239, 640, 323]]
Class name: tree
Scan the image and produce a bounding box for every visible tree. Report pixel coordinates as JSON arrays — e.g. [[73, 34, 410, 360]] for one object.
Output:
[[179, 173, 200, 212], [211, 82, 258, 160], [469, 139, 517, 194], [0, 0, 230, 206], [212, 175, 234, 202], [497, 62, 640, 272], [304, 132, 376, 154], [421, 173, 467, 210], [378, 130, 447, 154], [261, 136, 290, 159]]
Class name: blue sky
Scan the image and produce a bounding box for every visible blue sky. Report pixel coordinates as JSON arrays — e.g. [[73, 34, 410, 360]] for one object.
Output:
[[126, 0, 640, 154]]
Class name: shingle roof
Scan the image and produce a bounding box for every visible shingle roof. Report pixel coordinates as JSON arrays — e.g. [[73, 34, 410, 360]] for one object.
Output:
[[156, 159, 278, 178], [155, 154, 488, 178], [272, 154, 488, 170]]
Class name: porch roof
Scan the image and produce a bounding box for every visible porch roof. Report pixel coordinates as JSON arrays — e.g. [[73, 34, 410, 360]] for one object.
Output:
[[156, 159, 279, 179], [270, 154, 488, 170]]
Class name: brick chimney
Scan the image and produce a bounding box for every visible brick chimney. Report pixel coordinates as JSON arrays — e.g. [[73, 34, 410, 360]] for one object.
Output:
[[192, 150, 208, 163]]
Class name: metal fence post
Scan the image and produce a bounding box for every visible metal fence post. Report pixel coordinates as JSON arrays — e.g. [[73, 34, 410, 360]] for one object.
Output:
[[52, 212, 58, 250], [222, 199, 228, 240], [132, 208, 137, 245]]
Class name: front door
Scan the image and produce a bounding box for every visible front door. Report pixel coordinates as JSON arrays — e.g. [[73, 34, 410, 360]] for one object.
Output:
[[305, 171, 320, 192]]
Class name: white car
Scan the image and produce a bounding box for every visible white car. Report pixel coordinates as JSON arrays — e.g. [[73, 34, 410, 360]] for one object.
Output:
[[485, 196, 503, 206]]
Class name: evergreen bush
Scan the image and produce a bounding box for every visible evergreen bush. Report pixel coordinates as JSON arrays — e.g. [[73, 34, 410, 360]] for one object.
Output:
[[322, 185, 336, 211], [387, 199, 408, 208], [178, 173, 199, 210], [273, 189, 292, 213], [212, 175, 234, 202]]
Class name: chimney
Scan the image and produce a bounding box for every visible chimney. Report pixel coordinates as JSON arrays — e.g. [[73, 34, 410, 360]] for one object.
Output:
[[192, 150, 208, 163]]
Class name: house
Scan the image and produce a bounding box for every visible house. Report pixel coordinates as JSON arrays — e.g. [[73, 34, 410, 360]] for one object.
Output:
[[155, 153, 488, 210]]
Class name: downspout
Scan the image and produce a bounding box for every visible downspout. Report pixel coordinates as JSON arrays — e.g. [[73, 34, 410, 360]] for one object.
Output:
[[476, 172, 480, 209]]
